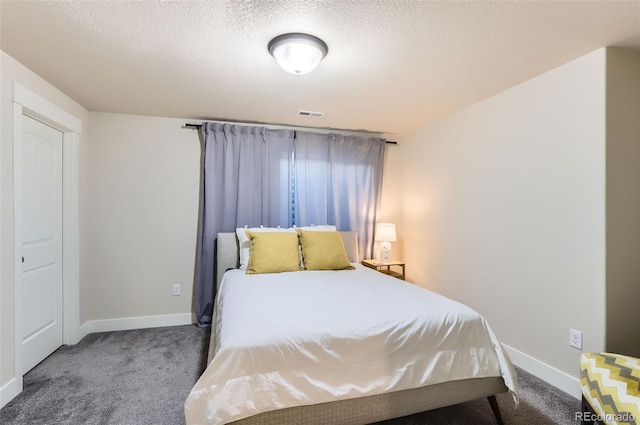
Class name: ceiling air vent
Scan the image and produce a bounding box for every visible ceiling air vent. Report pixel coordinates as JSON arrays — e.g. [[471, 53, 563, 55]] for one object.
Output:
[[296, 110, 325, 118]]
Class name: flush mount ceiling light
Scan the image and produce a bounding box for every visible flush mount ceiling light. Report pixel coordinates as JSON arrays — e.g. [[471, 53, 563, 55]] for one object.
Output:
[[268, 33, 328, 75]]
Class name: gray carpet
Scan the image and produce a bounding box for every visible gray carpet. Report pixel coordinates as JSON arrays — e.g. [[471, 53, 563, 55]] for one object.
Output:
[[0, 325, 580, 424]]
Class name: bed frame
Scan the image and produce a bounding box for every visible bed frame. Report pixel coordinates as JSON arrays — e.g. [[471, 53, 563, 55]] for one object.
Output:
[[214, 232, 508, 425]]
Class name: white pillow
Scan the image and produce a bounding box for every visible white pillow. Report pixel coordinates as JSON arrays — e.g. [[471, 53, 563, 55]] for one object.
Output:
[[236, 227, 296, 270], [294, 225, 337, 232]]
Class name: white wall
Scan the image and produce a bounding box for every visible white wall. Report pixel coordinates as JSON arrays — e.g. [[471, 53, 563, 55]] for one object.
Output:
[[400, 49, 609, 396], [0, 50, 89, 406], [605, 48, 640, 357], [85, 113, 200, 325]]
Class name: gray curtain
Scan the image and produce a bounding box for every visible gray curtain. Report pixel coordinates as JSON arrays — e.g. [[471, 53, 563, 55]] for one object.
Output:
[[294, 132, 386, 260], [195, 123, 294, 326]]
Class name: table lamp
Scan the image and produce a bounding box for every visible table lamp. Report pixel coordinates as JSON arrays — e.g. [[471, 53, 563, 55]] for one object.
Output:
[[375, 223, 397, 262]]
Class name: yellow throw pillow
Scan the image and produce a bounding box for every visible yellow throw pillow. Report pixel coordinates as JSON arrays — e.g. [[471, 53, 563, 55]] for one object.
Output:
[[297, 230, 355, 271], [246, 231, 301, 274]]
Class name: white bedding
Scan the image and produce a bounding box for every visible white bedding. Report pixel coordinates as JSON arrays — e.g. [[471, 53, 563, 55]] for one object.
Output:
[[185, 265, 518, 425]]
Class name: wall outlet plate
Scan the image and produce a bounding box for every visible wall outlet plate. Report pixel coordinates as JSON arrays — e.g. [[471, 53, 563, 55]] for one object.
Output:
[[172, 284, 181, 296], [570, 328, 583, 350]]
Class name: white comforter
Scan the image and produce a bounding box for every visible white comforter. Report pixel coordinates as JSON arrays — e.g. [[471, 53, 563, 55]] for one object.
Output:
[[185, 265, 518, 425]]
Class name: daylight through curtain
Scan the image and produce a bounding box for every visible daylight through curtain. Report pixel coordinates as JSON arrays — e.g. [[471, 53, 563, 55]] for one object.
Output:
[[294, 132, 386, 259]]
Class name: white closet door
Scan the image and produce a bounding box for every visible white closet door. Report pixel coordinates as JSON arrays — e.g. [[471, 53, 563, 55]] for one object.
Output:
[[20, 114, 63, 374]]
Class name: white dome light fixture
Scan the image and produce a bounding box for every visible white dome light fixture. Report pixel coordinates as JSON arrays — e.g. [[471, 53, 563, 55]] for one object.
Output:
[[268, 33, 328, 75]]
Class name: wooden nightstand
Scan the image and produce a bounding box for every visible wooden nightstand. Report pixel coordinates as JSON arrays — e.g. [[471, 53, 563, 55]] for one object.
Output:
[[361, 259, 405, 280]]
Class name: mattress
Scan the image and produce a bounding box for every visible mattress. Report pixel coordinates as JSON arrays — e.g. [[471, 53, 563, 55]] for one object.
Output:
[[185, 264, 518, 425]]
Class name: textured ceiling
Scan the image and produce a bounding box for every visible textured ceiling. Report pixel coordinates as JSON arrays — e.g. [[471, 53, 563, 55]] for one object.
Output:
[[1, 0, 639, 136]]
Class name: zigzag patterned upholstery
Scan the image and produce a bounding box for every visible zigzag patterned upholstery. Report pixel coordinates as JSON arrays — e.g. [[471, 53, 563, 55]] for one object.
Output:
[[580, 352, 640, 424]]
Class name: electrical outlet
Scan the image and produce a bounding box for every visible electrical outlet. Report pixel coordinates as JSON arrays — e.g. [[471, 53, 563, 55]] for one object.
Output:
[[569, 328, 582, 350], [172, 284, 181, 296]]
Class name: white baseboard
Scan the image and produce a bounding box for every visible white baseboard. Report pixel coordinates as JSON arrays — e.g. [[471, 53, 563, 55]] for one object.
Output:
[[77, 321, 91, 342], [0, 377, 19, 410], [503, 344, 581, 399], [80, 313, 193, 336]]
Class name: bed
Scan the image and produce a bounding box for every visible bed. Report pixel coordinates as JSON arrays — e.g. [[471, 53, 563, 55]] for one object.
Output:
[[185, 231, 518, 425]]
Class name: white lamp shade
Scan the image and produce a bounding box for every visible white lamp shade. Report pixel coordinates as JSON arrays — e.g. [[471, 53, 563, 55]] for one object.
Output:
[[375, 223, 397, 242], [268, 33, 328, 75]]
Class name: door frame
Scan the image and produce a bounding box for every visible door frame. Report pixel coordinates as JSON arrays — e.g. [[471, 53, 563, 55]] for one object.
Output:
[[12, 83, 82, 390]]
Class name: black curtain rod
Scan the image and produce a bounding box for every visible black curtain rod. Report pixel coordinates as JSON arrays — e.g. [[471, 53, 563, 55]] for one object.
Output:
[[184, 123, 397, 145]]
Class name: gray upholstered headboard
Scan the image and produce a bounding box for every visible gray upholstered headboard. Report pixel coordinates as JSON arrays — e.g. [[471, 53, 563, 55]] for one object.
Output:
[[216, 231, 360, 289]]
